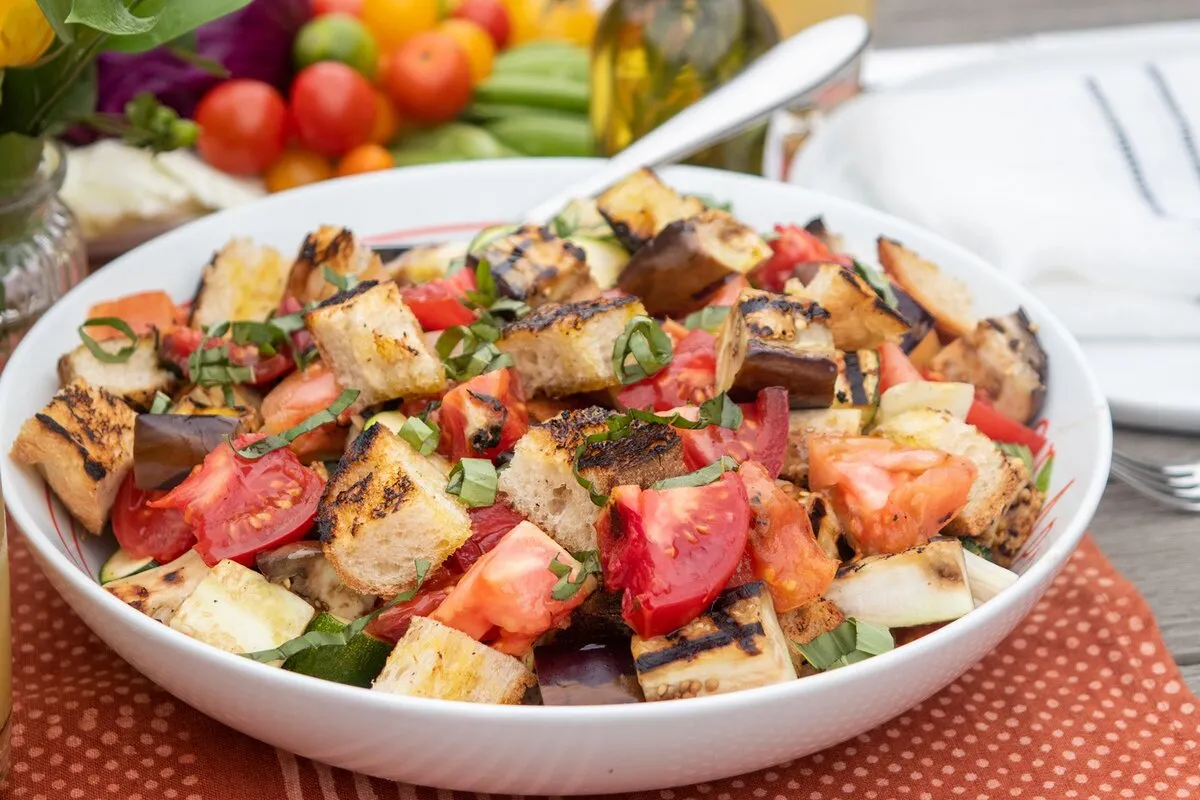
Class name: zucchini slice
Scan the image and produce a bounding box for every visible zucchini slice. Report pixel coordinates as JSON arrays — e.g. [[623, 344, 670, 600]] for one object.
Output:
[[567, 235, 629, 290], [466, 224, 518, 256], [99, 548, 158, 584], [282, 612, 392, 688], [832, 350, 881, 423]]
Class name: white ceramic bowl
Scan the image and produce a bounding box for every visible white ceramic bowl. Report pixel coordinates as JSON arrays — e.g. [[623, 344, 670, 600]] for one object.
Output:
[[0, 160, 1112, 794]]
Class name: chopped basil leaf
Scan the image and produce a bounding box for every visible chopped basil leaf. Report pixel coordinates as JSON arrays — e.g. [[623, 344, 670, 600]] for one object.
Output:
[[229, 320, 289, 358], [547, 551, 600, 601], [699, 393, 743, 429], [269, 311, 307, 335], [612, 315, 673, 384], [78, 317, 139, 363], [792, 618, 894, 671], [447, 458, 497, 507], [683, 305, 730, 333], [443, 341, 512, 382], [1034, 455, 1054, 495], [398, 414, 439, 456], [233, 388, 359, 459], [464, 259, 498, 309], [293, 346, 320, 371], [242, 559, 431, 663], [321, 264, 359, 293], [998, 443, 1034, 476], [689, 193, 732, 212], [148, 392, 172, 415], [649, 456, 738, 491], [962, 538, 994, 561], [853, 260, 899, 309]]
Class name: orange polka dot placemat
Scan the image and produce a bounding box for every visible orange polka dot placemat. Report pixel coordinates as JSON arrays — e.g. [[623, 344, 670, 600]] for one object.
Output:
[[3, 531, 1198, 800]]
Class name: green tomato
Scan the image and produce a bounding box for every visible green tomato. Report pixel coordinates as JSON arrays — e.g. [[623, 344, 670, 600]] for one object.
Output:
[[293, 14, 379, 79]]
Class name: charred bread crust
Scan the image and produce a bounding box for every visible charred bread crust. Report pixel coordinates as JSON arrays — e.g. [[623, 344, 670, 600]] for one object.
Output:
[[502, 295, 639, 336]]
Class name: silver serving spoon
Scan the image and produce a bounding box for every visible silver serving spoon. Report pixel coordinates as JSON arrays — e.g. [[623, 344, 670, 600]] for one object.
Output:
[[521, 13, 871, 224]]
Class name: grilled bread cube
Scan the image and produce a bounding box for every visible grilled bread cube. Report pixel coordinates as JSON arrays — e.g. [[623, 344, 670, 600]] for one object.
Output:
[[595, 167, 705, 251], [105, 550, 210, 625], [499, 295, 644, 398], [305, 280, 447, 411], [498, 407, 685, 551], [11, 380, 136, 534], [874, 409, 1027, 537], [878, 237, 977, 339], [785, 263, 909, 350], [617, 210, 772, 317], [170, 383, 263, 432], [632, 581, 797, 701], [189, 238, 291, 329], [467, 225, 597, 307], [716, 288, 838, 407], [57, 335, 177, 410], [318, 423, 473, 596], [930, 309, 1049, 424], [973, 482, 1045, 568], [169, 559, 315, 661], [372, 616, 535, 703], [778, 597, 846, 674], [781, 408, 863, 482], [287, 225, 388, 304]]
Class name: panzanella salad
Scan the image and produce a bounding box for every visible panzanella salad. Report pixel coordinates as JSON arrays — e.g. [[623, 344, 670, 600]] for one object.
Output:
[[13, 168, 1053, 705]]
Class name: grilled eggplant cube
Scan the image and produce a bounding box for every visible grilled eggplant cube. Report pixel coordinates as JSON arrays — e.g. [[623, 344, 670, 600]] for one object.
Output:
[[189, 238, 291, 329], [778, 597, 846, 674], [595, 167, 706, 251], [498, 295, 644, 398], [305, 280, 447, 411], [716, 288, 838, 407], [878, 237, 978, 339], [169, 559, 315, 661], [372, 616, 536, 704], [875, 409, 1027, 537], [930, 309, 1049, 424], [11, 380, 136, 535], [632, 581, 797, 701], [318, 423, 473, 596], [786, 263, 909, 350], [287, 225, 386, 304], [58, 334, 177, 411], [170, 383, 263, 432], [468, 225, 597, 307], [617, 210, 772, 317], [781, 408, 864, 482], [831, 350, 882, 421], [104, 550, 210, 625], [826, 537, 975, 628]]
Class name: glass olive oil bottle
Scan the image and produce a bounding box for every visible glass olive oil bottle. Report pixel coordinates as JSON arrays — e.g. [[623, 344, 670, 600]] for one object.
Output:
[[591, 0, 780, 174]]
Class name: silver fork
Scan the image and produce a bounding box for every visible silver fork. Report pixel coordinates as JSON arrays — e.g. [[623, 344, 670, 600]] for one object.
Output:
[[1110, 450, 1200, 512]]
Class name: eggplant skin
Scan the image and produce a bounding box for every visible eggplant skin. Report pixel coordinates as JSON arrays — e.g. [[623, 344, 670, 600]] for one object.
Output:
[[133, 413, 240, 491], [728, 342, 837, 407]]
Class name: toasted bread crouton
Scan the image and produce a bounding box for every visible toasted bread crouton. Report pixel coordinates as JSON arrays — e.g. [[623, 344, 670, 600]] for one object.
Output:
[[58, 335, 177, 410], [778, 597, 846, 674], [499, 295, 644, 398], [974, 483, 1045, 567], [874, 409, 1026, 537], [287, 225, 388, 304], [11, 380, 136, 534], [170, 383, 263, 432], [781, 408, 863, 482], [189, 238, 290, 329], [930, 309, 1049, 424], [372, 616, 535, 703], [318, 423, 472, 596], [716, 288, 838, 407], [305, 280, 447, 411], [105, 550, 210, 624], [785, 263, 909, 350], [468, 225, 597, 307], [596, 167, 705, 251], [878, 238, 977, 339]]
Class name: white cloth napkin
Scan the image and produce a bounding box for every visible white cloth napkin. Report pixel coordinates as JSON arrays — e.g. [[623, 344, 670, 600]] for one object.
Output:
[[789, 50, 1200, 340]]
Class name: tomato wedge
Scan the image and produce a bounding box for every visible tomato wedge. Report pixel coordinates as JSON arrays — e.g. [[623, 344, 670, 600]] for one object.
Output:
[[447, 500, 526, 573], [260, 361, 348, 462], [808, 436, 976, 556], [150, 435, 324, 566], [738, 461, 838, 613], [400, 269, 477, 331], [85, 291, 180, 340], [111, 474, 196, 564], [618, 328, 717, 412], [437, 368, 528, 461], [364, 567, 460, 645], [432, 521, 596, 656], [750, 225, 838, 292], [677, 386, 789, 477], [161, 327, 294, 387], [596, 472, 751, 638]]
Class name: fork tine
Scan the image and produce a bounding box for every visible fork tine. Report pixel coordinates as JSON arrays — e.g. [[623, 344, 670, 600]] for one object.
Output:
[[1112, 451, 1197, 478], [1110, 453, 1200, 490], [1111, 465, 1200, 511]]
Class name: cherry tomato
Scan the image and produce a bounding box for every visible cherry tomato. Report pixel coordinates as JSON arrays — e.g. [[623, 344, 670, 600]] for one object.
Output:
[[111, 474, 196, 564], [260, 362, 349, 462], [312, 0, 362, 15], [750, 224, 838, 292], [535, 0, 597, 46], [451, 0, 511, 49], [738, 461, 838, 613], [360, 0, 438, 51], [150, 436, 325, 567], [194, 80, 288, 176], [290, 62, 377, 157], [336, 143, 394, 176], [437, 18, 495, 83], [437, 368, 529, 462], [878, 340, 924, 393], [159, 328, 294, 387], [618, 328, 717, 412], [447, 500, 526, 573], [678, 386, 790, 477], [400, 271, 476, 331], [368, 90, 401, 145], [85, 291, 179, 341], [379, 32, 473, 125], [432, 521, 596, 655], [808, 436, 977, 556], [264, 149, 333, 193], [597, 472, 750, 638]]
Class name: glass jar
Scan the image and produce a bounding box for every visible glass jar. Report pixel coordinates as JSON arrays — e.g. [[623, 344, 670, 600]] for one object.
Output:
[[0, 140, 88, 371], [591, 0, 780, 174]]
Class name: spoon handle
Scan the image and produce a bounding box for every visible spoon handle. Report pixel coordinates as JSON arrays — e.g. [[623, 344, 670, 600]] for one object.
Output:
[[522, 14, 871, 224]]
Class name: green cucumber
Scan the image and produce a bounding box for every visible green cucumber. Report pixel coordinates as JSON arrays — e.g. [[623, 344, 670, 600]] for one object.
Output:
[[99, 548, 158, 584], [473, 74, 590, 114], [364, 410, 407, 433], [483, 113, 594, 158], [492, 43, 589, 81], [467, 224, 519, 256], [282, 612, 393, 688], [568, 235, 629, 289]]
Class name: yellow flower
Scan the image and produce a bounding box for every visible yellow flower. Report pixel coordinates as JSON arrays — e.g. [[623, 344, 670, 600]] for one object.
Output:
[[0, 0, 56, 68]]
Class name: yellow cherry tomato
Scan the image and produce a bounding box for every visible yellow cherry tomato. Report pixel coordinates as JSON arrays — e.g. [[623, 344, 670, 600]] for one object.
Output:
[[0, 0, 55, 68], [360, 0, 439, 51], [265, 150, 334, 193], [499, 0, 538, 46], [535, 0, 596, 46], [336, 144, 395, 176], [437, 18, 495, 83]]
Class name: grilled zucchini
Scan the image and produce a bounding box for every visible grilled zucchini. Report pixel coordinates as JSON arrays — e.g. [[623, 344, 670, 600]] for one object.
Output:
[[468, 224, 597, 306], [831, 350, 881, 423], [104, 549, 209, 624], [256, 541, 376, 620], [387, 242, 468, 285], [595, 167, 705, 251], [875, 380, 974, 426], [189, 238, 291, 328]]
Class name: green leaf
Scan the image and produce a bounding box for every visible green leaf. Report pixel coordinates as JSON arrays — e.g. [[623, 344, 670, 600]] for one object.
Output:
[[792, 618, 894, 671], [233, 389, 359, 460], [36, 0, 75, 42], [998, 443, 1034, 476], [0, 55, 98, 137], [148, 391, 171, 414], [1034, 455, 1054, 495], [164, 43, 230, 77], [683, 305, 730, 333], [446, 458, 497, 508], [853, 260, 899, 310], [547, 551, 600, 601], [78, 317, 138, 363], [321, 264, 359, 293], [398, 415, 439, 456], [962, 538, 994, 562], [103, 0, 254, 53], [612, 315, 673, 384], [66, 0, 160, 35], [649, 456, 738, 491]]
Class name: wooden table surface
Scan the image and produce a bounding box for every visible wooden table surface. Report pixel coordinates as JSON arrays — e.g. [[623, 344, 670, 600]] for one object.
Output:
[[870, 0, 1200, 690]]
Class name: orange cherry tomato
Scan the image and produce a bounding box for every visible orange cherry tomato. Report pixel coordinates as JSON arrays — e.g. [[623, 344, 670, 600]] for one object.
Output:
[[360, 0, 438, 51], [451, 0, 511, 49], [437, 18, 495, 83], [379, 32, 473, 124], [368, 90, 401, 145], [85, 291, 180, 340], [336, 143, 395, 176], [264, 149, 334, 193]]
